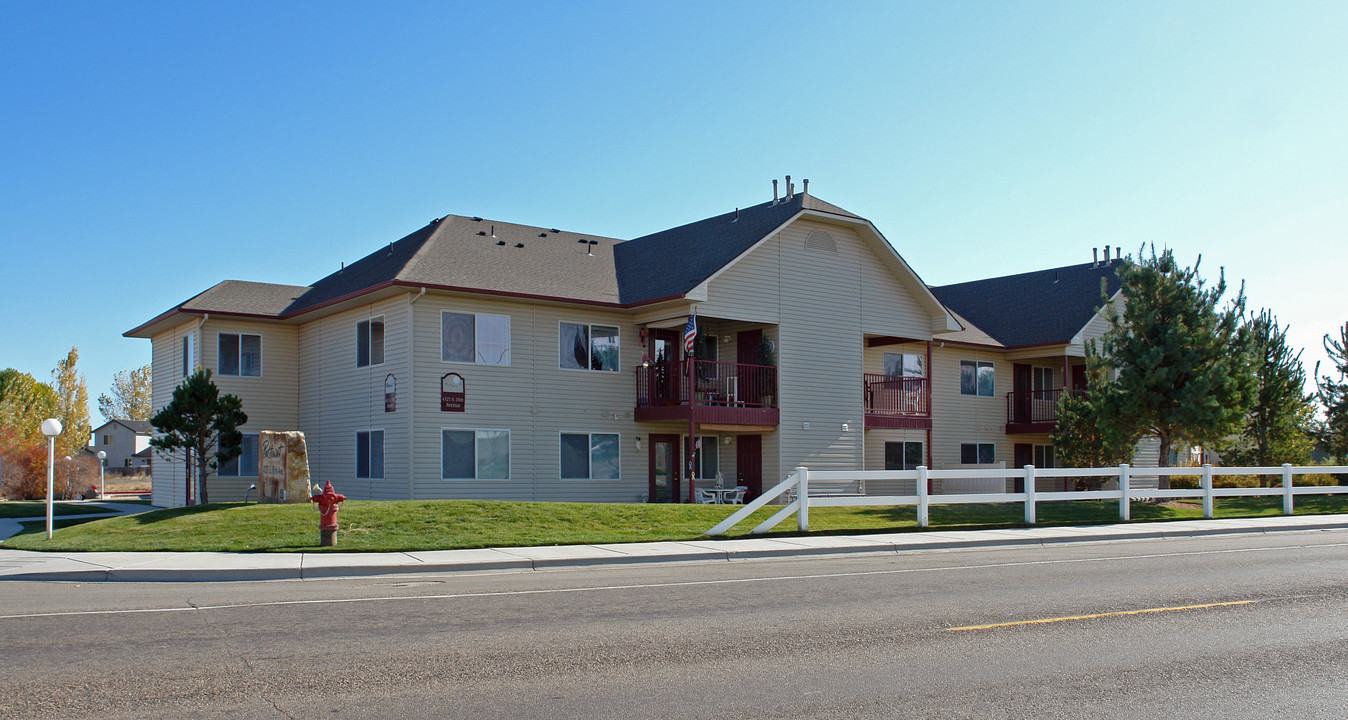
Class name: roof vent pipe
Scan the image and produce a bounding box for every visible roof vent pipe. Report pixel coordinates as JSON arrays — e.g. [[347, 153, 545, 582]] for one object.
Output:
[[1103, 244, 1111, 264], [1116, 246, 1121, 261], [786, 175, 793, 199], [772, 179, 779, 205], [802, 178, 809, 197], [733, 207, 739, 222], [1093, 248, 1099, 266]]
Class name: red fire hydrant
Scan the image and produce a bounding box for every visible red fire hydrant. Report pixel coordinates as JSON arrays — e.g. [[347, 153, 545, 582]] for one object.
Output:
[[310, 480, 346, 547]]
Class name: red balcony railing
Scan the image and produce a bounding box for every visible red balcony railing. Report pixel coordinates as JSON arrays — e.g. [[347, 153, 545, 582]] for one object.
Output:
[[636, 360, 777, 409], [1006, 388, 1081, 425], [863, 374, 929, 416]]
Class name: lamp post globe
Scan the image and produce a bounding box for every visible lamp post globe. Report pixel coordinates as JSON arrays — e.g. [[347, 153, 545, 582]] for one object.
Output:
[[97, 450, 107, 499], [40, 418, 62, 540]]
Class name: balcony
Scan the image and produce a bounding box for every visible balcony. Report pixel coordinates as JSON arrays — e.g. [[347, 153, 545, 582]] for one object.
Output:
[[863, 374, 931, 429], [635, 360, 779, 426], [1005, 388, 1081, 434]]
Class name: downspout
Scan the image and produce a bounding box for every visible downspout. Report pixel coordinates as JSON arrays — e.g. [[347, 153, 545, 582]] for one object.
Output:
[[407, 288, 425, 500]]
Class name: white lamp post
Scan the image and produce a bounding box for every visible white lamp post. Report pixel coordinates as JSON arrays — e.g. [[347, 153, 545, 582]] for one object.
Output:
[[40, 419, 62, 540], [97, 450, 107, 499]]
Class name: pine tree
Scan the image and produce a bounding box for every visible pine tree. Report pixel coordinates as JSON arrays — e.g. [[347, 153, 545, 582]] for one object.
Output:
[[1051, 349, 1136, 488], [1217, 310, 1315, 479], [1096, 246, 1256, 488], [149, 368, 247, 504], [1317, 322, 1348, 462], [52, 347, 91, 458]]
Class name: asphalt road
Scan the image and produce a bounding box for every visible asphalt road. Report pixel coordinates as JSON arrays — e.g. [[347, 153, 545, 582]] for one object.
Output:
[[3, 531, 1346, 719]]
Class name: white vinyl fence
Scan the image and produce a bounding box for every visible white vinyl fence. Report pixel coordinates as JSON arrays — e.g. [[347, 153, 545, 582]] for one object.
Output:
[[705, 464, 1348, 536]]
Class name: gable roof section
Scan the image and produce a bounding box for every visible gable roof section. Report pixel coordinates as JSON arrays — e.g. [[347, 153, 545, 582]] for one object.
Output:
[[91, 419, 154, 435], [930, 261, 1123, 347], [614, 193, 862, 305]]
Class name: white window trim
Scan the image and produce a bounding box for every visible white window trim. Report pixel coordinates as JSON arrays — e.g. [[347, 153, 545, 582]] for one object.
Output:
[[882, 351, 926, 378], [959, 441, 997, 465], [959, 359, 995, 397], [883, 440, 925, 470], [218, 432, 260, 477], [355, 428, 385, 480], [439, 427, 512, 481], [181, 333, 194, 378], [357, 315, 386, 368], [694, 435, 720, 479], [440, 310, 512, 367], [558, 431, 622, 481], [217, 332, 264, 378], [558, 320, 621, 373]]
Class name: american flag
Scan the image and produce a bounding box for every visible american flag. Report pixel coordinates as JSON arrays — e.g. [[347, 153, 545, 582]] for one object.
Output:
[[683, 312, 697, 355]]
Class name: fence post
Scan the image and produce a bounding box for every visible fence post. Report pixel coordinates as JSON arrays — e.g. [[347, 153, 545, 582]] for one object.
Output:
[[1201, 464, 1213, 519], [1282, 463, 1294, 516], [1118, 463, 1131, 521], [1023, 465, 1036, 525], [797, 467, 809, 532], [917, 465, 929, 528]]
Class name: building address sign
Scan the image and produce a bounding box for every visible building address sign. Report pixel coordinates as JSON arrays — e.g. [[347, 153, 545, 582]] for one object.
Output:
[[441, 373, 465, 412]]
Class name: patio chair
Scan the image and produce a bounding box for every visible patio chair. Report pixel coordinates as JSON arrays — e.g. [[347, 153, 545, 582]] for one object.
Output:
[[723, 486, 747, 504], [695, 489, 720, 504]]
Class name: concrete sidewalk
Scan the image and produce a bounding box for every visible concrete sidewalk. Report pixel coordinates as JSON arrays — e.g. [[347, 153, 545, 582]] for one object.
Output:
[[2, 513, 1345, 583]]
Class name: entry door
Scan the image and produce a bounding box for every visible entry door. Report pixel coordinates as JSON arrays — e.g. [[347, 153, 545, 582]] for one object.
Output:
[[1012, 363, 1032, 422], [736, 434, 763, 501], [649, 434, 681, 503]]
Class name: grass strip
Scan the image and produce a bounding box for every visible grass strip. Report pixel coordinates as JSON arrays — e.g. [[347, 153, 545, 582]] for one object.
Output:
[[4, 495, 1346, 553]]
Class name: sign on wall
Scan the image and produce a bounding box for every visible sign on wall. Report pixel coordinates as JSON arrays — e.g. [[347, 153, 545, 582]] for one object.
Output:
[[385, 374, 396, 413], [441, 372, 465, 412]]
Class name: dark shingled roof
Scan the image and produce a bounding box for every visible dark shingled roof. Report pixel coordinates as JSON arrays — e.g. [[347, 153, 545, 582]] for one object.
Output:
[[180, 280, 310, 317], [931, 261, 1124, 347], [615, 193, 862, 304], [120, 420, 154, 434]]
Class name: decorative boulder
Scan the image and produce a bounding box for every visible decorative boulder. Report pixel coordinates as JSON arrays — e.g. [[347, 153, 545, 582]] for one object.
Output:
[[258, 431, 312, 503]]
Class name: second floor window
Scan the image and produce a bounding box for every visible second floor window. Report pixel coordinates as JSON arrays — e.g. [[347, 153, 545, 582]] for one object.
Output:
[[959, 360, 994, 397], [560, 322, 620, 372], [442, 312, 511, 365], [219, 333, 261, 377], [883, 352, 925, 378], [357, 317, 385, 367], [181, 333, 194, 377]]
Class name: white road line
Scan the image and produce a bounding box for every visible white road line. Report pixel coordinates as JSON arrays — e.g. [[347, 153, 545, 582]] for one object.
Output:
[[2, 540, 1344, 621]]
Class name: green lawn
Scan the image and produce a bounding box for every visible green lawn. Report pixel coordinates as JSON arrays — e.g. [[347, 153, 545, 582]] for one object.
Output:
[[4, 495, 1347, 553], [0, 502, 118, 519]]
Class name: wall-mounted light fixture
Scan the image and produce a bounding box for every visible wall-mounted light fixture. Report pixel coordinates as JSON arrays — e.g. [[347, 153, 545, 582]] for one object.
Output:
[[634, 436, 643, 452]]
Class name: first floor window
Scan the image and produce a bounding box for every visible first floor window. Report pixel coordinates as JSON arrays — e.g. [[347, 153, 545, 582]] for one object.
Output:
[[560, 322, 620, 371], [441, 429, 511, 479], [1034, 444, 1055, 468], [219, 333, 262, 376], [219, 433, 260, 477], [356, 430, 385, 479], [883, 352, 925, 378], [960, 442, 996, 465], [884, 441, 924, 470], [357, 317, 385, 367], [694, 436, 719, 480], [560, 432, 620, 479], [960, 360, 995, 397]]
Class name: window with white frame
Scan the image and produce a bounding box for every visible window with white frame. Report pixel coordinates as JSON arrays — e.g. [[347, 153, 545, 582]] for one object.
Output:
[[357, 317, 385, 367], [560, 433, 620, 479], [1032, 366, 1054, 399], [960, 442, 996, 465], [884, 441, 924, 470], [356, 430, 384, 479], [883, 352, 925, 378], [441, 312, 511, 365], [218, 333, 262, 377], [181, 334, 194, 377], [959, 359, 994, 397], [219, 433, 260, 477], [559, 322, 620, 372], [441, 429, 510, 480], [1034, 444, 1055, 468], [694, 436, 719, 480]]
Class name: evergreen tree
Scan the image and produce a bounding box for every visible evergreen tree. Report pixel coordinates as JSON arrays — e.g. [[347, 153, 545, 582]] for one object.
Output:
[[1217, 310, 1315, 479], [1096, 246, 1256, 488], [1317, 322, 1348, 462], [98, 364, 153, 422], [52, 347, 91, 458], [1051, 349, 1136, 487], [149, 368, 247, 504]]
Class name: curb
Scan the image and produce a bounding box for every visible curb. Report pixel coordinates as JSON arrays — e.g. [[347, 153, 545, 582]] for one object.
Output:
[[2, 517, 1344, 583]]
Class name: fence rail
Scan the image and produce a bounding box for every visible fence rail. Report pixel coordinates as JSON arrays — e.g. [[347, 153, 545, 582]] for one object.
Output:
[[705, 464, 1348, 536]]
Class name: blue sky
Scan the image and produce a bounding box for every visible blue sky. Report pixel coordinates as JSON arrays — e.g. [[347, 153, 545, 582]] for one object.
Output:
[[3, 1, 1346, 421]]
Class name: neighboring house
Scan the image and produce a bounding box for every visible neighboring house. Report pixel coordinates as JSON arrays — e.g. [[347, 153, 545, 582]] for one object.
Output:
[[87, 419, 154, 470], [127, 181, 1156, 507]]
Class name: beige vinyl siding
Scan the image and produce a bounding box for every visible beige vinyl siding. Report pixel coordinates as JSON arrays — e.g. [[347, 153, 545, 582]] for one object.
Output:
[[149, 320, 200, 507], [297, 297, 411, 501], [928, 345, 1014, 479], [200, 318, 300, 501], [408, 294, 647, 502]]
